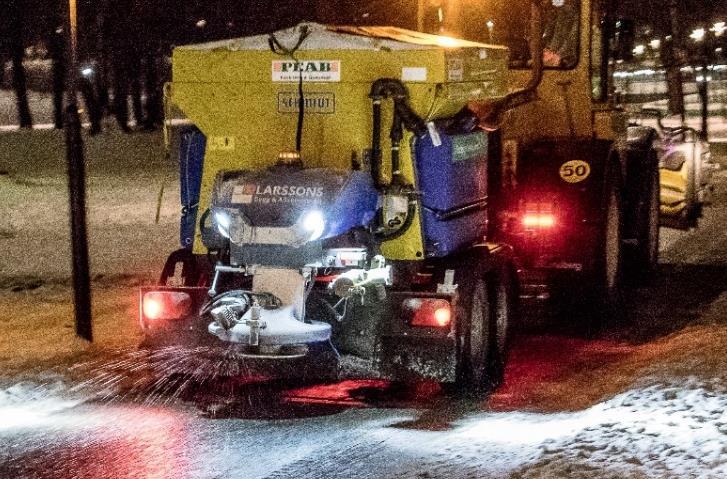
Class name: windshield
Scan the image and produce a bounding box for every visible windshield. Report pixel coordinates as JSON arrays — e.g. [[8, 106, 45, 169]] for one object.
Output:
[[469, 0, 581, 69], [542, 0, 580, 67], [428, 0, 579, 70]]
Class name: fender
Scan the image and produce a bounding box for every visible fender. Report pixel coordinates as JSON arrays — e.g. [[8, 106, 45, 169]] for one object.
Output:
[[623, 126, 659, 240], [626, 125, 658, 151]]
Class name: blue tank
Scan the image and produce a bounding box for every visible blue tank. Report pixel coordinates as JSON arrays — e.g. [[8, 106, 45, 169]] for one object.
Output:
[[414, 128, 489, 257], [178, 127, 206, 249]]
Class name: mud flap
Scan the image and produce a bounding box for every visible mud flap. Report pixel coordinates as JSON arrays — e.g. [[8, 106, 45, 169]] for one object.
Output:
[[378, 335, 458, 383]]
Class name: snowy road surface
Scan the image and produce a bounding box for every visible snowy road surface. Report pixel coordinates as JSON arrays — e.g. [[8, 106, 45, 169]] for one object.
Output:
[[0, 130, 726, 478]]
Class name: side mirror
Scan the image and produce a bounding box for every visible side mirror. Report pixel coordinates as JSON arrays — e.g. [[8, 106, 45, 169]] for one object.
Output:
[[612, 18, 635, 61]]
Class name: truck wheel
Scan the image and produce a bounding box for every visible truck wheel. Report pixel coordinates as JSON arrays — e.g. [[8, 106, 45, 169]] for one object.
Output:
[[487, 268, 514, 389], [590, 171, 625, 324], [453, 273, 492, 395], [632, 163, 660, 280]]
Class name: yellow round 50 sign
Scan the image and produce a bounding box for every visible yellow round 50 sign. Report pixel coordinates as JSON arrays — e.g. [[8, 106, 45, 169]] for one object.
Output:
[[559, 160, 591, 183]]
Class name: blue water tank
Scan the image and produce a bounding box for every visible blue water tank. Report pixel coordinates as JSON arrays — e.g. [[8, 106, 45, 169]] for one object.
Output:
[[178, 127, 206, 249], [414, 128, 488, 257]]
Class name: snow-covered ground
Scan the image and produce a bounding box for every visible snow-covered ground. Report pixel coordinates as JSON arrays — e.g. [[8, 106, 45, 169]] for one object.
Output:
[[0, 128, 179, 281], [0, 121, 725, 477]]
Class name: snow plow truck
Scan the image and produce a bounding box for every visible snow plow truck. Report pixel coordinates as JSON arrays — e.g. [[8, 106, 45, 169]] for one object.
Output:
[[140, 0, 660, 393]]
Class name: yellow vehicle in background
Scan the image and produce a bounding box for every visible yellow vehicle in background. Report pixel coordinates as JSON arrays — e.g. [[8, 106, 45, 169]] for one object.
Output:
[[632, 108, 717, 229]]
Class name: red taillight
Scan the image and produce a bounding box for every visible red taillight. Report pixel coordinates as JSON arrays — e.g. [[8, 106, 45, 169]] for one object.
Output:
[[521, 200, 556, 230], [433, 307, 451, 327], [142, 291, 192, 321], [522, 213, 556, 228], [403, 298, 452, 328]]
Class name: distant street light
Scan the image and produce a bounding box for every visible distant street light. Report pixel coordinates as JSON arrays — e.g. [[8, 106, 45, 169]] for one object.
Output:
[[690, 28, 706, 42], [486, 19, 494, 43], [711, 22, 725, 37]]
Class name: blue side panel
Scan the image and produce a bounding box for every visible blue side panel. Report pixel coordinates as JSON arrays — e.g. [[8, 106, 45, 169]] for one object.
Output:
[[179, 127, 206, 249], [415, 129, 488, 257], [324, 171, 378, 239]]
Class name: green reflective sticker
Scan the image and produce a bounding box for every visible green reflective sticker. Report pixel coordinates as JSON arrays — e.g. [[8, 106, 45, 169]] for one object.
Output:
[[451, 132, 488, 162]]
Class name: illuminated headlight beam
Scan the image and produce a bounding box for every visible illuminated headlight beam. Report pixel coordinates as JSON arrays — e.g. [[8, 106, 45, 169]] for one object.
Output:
[[300, 210, 325, 241], [215, 211, 232, 238]]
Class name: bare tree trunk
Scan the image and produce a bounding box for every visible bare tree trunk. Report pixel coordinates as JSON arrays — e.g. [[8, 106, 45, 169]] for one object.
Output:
[[9, 0, 33, 128], [665, 0, 685, 121]]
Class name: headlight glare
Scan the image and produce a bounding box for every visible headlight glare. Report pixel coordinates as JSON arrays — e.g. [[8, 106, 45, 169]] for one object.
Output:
[[301, 210, 325, 241], [215, 211, 231, 238]]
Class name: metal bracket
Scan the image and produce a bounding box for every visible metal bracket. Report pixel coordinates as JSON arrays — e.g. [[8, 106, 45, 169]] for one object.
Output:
[[245, 303, 267, 346], [437, 269, 458, 294], [208, 263, 247, 297]]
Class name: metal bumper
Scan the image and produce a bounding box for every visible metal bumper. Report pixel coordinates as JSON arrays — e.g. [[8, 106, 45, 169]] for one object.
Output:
[[208, 305, 332, 346]]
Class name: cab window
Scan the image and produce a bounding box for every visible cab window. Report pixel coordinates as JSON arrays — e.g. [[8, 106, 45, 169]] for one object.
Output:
[[491, 0, 581, 70]]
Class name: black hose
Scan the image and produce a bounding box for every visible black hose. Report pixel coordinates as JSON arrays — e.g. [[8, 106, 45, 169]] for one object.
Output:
[[374, 198, 418, 241], [296, 69, 304, 152], [371, 99, 382, 187], [370, 78, 408, 100], [268, 25, 311, 154], [393, 100, 427, 136], [368, 78, 426, 187]]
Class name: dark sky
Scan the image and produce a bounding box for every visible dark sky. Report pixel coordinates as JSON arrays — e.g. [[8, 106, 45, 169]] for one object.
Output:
[[3, 0, 727, 53], [619, 0, 727, 32]]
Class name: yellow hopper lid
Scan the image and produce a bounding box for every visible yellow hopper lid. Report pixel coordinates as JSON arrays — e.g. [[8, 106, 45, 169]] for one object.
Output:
[[177, 22, 501, 52]]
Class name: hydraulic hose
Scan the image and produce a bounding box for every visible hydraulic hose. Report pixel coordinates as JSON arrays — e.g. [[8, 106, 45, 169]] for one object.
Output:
[[368, 79, 427, 187], [371, 98, 383, 187], [374, 197, 418, 241], [268, 25, 311, 153]]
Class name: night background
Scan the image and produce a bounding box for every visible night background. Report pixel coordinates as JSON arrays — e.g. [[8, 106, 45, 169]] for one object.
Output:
[[2, 0, 727, 131], [3, 1, 727, 53], [0, 1, 726, 478]]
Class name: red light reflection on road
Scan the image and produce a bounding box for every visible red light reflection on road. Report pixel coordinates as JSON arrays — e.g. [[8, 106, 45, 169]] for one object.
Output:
[[488, 335, 637, 412], [285, 379, 442, 408], [63, 407, 192, 478]]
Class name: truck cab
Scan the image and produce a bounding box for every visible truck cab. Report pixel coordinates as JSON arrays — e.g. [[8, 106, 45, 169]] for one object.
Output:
[[441, 0, 662, 311]]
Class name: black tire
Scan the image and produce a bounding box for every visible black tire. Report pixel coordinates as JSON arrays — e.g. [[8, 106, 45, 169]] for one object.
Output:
[[450, 259, 493, 396], [631, 159, 660, 281], [590, 168, 626, 325], [486, 268, 515, 389]]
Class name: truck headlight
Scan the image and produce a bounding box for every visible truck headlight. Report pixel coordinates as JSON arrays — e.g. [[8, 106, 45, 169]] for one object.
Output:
[[301, 210, 325, 241], [215, 211, 232, 238]]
